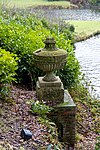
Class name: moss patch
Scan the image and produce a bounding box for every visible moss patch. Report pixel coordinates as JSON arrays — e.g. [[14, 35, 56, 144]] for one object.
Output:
[[35, 49, 67, 56]]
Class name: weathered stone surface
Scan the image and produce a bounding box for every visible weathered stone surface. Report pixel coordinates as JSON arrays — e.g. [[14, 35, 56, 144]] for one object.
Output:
[[33, 38, 76, 147], [48, 90, 76, 146], [38, 76, 62, 87], [33, 38, 67, 82], [36, 77, 64, 106]]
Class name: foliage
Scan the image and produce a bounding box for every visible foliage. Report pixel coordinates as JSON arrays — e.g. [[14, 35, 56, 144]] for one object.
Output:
[[38, 116, 64, 149], [57, 40, 81, 88], [31, 100, 52, 117], [95, 136, 100, 150], [0, 48, 18, 100], [89, 0, 100, 5], [30, 100, 64, 149], [29, 99, 64, 149], [69, 81, 99, 134], [47, 143, 64, 150], [0, 13, 50, 88], [0, 11, 80, 89]]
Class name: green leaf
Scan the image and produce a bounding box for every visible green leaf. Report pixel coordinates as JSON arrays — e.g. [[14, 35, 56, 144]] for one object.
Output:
[[47, 144, 53, 150]]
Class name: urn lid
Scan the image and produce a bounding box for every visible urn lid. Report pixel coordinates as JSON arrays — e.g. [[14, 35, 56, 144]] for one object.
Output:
[[34, 37, 67, 57], [43, 37, 57, 51]]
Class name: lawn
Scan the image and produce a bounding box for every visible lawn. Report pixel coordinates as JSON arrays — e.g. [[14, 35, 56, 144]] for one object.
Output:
[[0, 0, 75, 8], [66, 20, 100, 41]]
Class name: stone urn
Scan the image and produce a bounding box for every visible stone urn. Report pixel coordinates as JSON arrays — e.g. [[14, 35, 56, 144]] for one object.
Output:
[[33, 37, 67, 82]]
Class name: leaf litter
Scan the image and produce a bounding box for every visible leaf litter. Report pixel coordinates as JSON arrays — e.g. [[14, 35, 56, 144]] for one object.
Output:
[[0, 85, 99, 150]]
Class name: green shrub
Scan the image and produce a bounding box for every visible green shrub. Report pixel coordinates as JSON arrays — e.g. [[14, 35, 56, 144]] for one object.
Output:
[[0, 12, 80, 89], [57, 39, 81, 88], [0, 16, 51, 87], [0, 48, 18, 100]]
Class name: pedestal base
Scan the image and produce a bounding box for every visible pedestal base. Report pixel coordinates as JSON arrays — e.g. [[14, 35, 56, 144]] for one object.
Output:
[[48, 90, 76, 146], [36, 76, 64, 106], [36, 77, 76, 146]]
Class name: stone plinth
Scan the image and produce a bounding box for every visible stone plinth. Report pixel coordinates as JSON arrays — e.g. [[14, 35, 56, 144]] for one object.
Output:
[[36, 76, 64, 106], [34, 38, 76, 147], [48, 90, 76, 146]]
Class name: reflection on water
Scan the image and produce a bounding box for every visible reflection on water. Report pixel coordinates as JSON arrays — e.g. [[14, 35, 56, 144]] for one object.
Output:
[[75, 35, 100, 99]]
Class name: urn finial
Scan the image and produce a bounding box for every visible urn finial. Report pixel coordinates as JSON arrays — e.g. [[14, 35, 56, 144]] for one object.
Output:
[[44, 37, 57, 51]]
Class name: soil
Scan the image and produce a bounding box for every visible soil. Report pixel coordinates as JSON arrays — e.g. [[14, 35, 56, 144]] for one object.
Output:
[[0, 86, 52, 150], [0, 86, 98, 150]]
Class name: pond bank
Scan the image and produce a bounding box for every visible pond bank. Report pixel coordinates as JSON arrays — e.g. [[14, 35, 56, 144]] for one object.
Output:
[[29, 4, 78, 10], [65, 20, 100, 42], [75, 31, 100, 42]]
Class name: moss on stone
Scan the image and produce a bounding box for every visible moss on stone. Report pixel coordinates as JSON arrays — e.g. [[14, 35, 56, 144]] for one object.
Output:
[[56, 101, 69, 107], [35, 49, 67, 57]]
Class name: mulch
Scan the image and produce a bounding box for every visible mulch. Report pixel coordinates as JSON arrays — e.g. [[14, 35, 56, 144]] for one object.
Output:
[[0, 86, 98, 150], [0, 86, 52, 150]]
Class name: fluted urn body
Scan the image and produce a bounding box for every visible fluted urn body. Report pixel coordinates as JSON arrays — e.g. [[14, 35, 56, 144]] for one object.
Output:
[[33, 38, 67, 82]]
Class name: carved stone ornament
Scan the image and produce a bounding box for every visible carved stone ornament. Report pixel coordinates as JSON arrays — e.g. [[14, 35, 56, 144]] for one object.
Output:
[[33, 37, 67, 82]]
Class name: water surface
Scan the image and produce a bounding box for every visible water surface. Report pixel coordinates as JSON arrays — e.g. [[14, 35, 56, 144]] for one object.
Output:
[[32, 8, 100, 21], [75, 35, 100, 99]]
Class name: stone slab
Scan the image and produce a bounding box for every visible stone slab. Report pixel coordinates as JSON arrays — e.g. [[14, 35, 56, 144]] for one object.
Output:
[[38, 76, 62, 87], [36, 80, 64, 105], [55, 90, 76, 108]]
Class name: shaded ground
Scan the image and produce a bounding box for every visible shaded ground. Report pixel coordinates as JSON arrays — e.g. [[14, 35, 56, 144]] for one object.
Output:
[[0, 86, 99, 150], [0, 86, 54, 150]]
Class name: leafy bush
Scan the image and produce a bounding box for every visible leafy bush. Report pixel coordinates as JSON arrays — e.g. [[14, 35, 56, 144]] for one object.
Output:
[[0, 12, 80, 89], [0, 48, 18, 100], [0, 15, 51, 87], [31, 100, 52, 117], [57, 39, 81, 88]]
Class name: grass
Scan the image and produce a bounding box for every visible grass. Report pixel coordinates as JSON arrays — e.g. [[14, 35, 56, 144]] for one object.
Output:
[[66, 20, 100, 41], [0, 0, 75, 8]]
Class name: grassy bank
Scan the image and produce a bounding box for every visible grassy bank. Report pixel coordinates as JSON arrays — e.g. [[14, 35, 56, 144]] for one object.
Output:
[[66, 20, 100, 41], [0, 0, 76, 9]]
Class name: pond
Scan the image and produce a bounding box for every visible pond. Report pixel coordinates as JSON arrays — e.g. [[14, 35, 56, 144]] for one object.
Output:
[[32, 8, 100, 21], [75, 35, 100, 99]]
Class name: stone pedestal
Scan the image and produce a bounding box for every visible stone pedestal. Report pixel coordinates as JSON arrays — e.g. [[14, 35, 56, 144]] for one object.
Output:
[[36, 77, 76, 146], [36, 76, 64, 106], [34, 38, 76, 147], [48, 90, 76, 146]]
